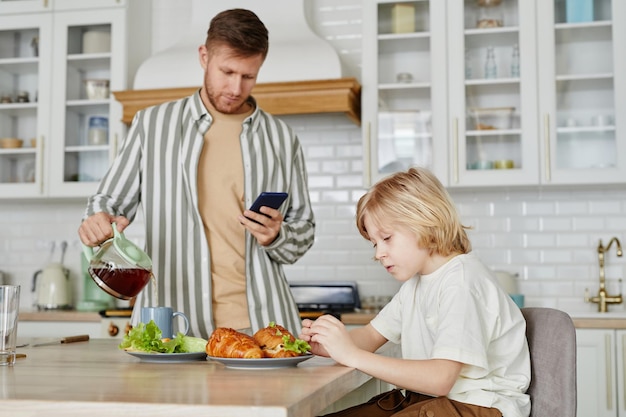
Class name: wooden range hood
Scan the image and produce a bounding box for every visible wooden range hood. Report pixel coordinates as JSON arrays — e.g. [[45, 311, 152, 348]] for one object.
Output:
[[114, 77, 361, 126]]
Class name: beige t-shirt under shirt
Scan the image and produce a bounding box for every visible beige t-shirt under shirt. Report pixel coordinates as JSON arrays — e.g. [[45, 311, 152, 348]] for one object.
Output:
[[197, 100, 253, 330]]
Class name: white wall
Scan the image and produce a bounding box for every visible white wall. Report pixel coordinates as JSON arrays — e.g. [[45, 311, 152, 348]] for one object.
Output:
[[1, 0, 624, 316]]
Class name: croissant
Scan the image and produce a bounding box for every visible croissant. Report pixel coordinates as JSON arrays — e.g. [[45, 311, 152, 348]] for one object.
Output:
[[206, 327, 263, 359], [253, 323, 299, 358]]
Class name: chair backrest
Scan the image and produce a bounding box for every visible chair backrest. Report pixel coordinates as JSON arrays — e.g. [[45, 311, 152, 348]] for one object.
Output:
[[521, 307, 577, 417]]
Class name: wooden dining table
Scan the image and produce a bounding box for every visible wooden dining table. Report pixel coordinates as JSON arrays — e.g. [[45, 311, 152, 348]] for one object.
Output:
[[0, 338, 375, 417]]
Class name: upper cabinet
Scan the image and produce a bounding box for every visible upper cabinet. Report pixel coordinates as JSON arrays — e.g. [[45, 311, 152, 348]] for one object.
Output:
[[47, 8, 125, 197], [362, 0, 626, 188], [0, 13, 52, 197], [0, 1, 132, 198], [536, 0, 626, 185], [361, 0, 449, 186], [447, 0, 540, 187]]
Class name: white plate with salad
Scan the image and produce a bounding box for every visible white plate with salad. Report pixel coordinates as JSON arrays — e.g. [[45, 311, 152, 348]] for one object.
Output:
[[119, 320, 208, 363]]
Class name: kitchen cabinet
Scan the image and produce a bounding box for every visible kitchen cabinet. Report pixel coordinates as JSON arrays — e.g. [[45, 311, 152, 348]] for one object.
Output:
[[535, 0, 626, 185], [576, 328, 626, 417], [446, 0, 540, 187], [0, 1, 130, 198], [361, 0, 626, 188], [18, 320, 102, 338], [361, 0, 449, 186], [0, 13, 51, 197]]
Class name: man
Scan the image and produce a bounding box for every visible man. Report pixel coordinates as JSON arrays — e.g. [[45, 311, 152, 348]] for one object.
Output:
[[78, 9, 315, 339]]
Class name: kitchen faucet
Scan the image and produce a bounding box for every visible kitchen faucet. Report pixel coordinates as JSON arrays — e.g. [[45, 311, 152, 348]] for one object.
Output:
[[585, 237, 623, 312]]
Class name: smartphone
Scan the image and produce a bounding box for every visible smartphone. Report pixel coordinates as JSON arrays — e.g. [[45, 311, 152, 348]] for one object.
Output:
[[247, 192, 288, 223]]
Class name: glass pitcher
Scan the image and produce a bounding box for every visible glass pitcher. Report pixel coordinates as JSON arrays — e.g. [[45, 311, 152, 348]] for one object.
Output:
[[82, 223, 153, 300]]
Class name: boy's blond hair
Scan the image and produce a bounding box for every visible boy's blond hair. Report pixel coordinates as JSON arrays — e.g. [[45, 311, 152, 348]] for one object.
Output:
[[356, 167, 471, 256]]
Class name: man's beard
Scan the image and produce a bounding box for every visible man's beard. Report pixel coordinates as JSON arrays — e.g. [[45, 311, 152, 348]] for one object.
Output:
[[207, 88, 247, 115]]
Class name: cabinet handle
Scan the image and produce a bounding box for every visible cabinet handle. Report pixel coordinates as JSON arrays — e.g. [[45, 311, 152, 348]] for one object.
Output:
[[364, 122, 372, 187], [43, 0, 48, 8], [543, 114, 551, 183], [607, 333, 613, 410], [622, 334, 626, 410], [37, 135, 44, 194], [112, 133, 119, 159], [453, 118, 459, 184]]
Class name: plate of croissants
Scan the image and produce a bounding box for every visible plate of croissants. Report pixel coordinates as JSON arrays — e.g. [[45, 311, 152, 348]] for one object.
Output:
[[206, 322, 313, 369]]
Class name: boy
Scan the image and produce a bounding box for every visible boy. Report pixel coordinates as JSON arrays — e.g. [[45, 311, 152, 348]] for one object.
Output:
[[300, 168, 530, 417]]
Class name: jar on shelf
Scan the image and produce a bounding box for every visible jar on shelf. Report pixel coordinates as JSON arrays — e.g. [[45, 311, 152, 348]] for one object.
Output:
[[16, 91, 30, 103], [87, 116, 108, 145], [476, 0, 504, 28]]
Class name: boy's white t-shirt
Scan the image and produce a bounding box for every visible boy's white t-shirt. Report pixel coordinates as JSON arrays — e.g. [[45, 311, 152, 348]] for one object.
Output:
[[370, 252, 531, 417]]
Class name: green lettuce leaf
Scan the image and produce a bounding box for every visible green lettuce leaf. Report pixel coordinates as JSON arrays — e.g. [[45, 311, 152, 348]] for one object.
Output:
[[266, 321, 311, 354], [118, 320, 207, 354], [282, 334, 311, 354]]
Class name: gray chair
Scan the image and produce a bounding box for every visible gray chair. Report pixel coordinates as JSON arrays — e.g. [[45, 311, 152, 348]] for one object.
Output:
[[521, 307, 577, 417]]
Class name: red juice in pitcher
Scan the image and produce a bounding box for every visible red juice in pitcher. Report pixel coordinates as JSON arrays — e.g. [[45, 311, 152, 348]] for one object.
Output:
[[89, 267, 152, 300]]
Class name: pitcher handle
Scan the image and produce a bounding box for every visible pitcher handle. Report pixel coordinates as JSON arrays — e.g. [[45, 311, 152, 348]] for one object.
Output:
[[81, 221, 117, 262]]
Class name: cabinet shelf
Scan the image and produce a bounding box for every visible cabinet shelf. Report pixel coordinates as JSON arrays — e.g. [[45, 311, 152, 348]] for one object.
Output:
[[0, 57, 38, 74], [466, 129, 521, 137], [67, 99, 110, 107], [555, 20, 612, 31], [379, 82, 431, 90], [557, 126, 615, 134], [465, 78, 520, 86], [67, 53, 111, 72], [556, 73, 613, 82], [379, 32, 431, 41], [465, 26, 519, 36], [65, 145, 108, 152], [0, 102, 37, 116], [0, 148, 36, 155]]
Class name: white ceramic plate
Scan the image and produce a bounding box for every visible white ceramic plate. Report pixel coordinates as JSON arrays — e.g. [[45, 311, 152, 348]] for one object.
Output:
[[125, 351, 207, 363], [207, 354, 313, 369]]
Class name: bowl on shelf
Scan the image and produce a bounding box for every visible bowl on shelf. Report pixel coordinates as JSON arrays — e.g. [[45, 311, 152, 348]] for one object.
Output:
[[468, 107, 514, 130], [476, 0, 502, 6], [85, 79, 110, 100], [0, 138, 23, 149], [494, 159, 514, 169]]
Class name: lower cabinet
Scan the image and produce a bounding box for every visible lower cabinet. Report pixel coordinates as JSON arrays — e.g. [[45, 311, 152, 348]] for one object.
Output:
[[19, 320, 102, 338], [576, 328, 626, 417]]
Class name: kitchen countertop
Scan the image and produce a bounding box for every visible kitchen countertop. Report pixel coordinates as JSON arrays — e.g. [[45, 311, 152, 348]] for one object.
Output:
[[1, 338, 372, 417], [19, 310, 101, 322], [20, 310, 626, 329]]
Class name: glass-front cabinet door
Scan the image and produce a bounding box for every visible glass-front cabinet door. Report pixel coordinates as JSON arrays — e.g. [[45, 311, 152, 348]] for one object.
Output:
[[536, 0, 626, 184], [48, 9, 125, 196], [0, 13, 51, 198], [447, 0, 539, 187], [362, 0, 448, 186]]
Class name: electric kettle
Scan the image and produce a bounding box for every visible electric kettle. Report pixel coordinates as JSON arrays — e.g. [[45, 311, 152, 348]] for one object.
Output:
[[82, 223, 153, 300], [32, 263, 71, 310]]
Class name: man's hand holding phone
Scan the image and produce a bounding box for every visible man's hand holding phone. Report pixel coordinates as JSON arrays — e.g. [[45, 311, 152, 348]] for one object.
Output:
[[239, 192, 288, 246]]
